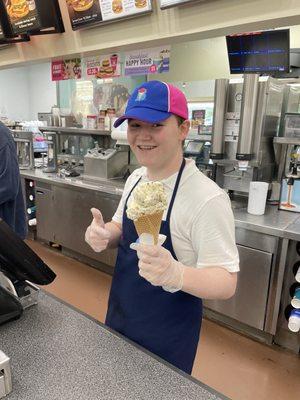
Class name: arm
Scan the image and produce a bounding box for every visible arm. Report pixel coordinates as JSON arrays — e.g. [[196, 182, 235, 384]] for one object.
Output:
[[182, 266, 237, 299], [105, 221, 122, 249], [0, 145, 20, 205], [130, 243, 237, 300]]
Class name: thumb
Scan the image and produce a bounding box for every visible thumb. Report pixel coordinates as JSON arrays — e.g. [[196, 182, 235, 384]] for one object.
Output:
[[91, 208, 105, 227]]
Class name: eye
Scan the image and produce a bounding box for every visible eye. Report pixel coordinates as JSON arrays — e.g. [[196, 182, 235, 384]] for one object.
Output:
[[129, 122, 141, 128], [152, 123, 163, 128]]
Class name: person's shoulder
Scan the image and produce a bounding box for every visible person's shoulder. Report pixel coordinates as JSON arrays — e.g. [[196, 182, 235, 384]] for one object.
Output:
[[123, 166, 145, 191], [0, 122, 12, 150], [181, 160, 225, 202]]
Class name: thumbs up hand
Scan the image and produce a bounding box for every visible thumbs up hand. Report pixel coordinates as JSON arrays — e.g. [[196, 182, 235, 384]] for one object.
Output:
[[85, 208, 111, 253]]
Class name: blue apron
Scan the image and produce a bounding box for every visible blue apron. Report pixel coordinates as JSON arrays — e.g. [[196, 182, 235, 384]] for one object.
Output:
[[105, 159, 202, 374]]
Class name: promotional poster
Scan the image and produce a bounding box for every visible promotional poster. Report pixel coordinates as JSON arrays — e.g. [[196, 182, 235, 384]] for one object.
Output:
[[124, 46, 170, 76], [5, 0, 41, 34], [52, 59, 82, 81], [85, 54, 121, 79]]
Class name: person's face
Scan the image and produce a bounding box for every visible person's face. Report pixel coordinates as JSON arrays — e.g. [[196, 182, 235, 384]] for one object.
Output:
[[127, 115, 190, 171]]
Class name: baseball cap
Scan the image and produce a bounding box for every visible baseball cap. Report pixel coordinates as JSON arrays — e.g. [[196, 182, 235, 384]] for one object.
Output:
[[113, 80, 188, 128]]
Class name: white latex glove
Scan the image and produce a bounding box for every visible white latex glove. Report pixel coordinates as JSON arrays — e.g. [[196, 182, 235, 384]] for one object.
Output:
[[130, 240, 184, 293], [85, 208, 111, 253]]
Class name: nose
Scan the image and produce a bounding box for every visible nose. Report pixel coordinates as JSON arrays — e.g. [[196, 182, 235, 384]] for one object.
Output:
[[136, 127, 153, 139]]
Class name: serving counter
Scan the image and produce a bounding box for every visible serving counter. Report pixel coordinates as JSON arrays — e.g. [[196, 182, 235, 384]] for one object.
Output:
[[20, 169, 300, 352], [0, 292, 226, 400]]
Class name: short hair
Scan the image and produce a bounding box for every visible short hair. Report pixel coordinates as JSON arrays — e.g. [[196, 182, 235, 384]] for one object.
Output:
[[175, 115, 186, 126]]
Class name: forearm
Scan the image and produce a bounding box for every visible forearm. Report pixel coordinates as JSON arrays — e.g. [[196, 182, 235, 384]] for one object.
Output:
[[181, 265, 237, 300], [105, 221, 122, 249]]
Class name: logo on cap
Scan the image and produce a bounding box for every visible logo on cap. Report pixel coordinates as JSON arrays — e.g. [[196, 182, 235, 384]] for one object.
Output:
[[136, 88, 147, 102]]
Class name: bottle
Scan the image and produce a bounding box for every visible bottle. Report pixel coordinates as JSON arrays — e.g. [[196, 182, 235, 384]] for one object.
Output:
[[29, 181, 34, 188], [292, 261, 300, 283], [29, 194, 34, 201], [290, 283, 300, 309]]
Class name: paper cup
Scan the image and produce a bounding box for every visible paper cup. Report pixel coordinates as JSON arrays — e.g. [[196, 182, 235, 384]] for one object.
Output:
[[247, 181, 269, 215]]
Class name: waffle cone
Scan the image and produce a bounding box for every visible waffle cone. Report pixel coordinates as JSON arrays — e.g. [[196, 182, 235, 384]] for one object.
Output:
[[134, 211, 164, 245]]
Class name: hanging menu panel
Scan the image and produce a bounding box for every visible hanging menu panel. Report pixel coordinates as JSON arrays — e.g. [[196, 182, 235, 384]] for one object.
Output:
[[66, 0, 102, 30], [99, 0, 151, 22], [66, 0, 152, 31], [159, 0, 200, 9], [4, 0, 41, 34]]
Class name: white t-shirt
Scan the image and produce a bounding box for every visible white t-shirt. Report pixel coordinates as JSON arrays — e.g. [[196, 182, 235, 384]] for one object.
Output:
[[113, 159, 239, 273]]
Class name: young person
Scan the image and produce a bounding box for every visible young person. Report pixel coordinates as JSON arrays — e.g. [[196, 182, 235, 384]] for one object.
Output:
[[85, 81, 239, 374]]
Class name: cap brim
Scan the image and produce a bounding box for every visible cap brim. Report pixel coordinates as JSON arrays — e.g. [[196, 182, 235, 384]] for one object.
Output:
[[113, 108, 172, 128]]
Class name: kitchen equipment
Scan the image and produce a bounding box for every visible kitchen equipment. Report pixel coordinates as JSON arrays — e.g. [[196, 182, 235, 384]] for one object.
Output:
[[11, 130, 34, 170], [43, 132, 58, 173], [0, 350, 12, 398], [84, 146, 128, 179], [210, 75, 285, 194]]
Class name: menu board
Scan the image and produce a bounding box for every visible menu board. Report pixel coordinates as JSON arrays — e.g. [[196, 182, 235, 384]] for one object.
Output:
[[66, 0, 152, 30], [159, 0, 199, 9], [4, 0, 41, 35]]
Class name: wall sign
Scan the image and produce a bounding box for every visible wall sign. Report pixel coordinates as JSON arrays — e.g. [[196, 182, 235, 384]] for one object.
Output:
[[66, 0, 152, 31], [52, 59, 82, 81], [85, 53, 121, 79], [124, 46, 170, 76]]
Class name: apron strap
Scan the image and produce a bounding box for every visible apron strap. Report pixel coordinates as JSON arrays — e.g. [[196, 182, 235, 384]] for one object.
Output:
[[166, 158, 186, 223]]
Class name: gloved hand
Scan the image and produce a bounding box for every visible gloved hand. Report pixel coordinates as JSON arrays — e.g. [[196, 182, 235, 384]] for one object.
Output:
[[130, 241, 184, 293], [85, 208, 111, 253]]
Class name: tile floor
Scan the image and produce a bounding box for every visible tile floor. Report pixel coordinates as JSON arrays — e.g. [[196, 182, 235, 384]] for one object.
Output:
[[27, 240, 300, 400]]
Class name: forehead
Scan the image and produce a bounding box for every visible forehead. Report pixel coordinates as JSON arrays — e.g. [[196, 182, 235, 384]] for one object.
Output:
[[128, 115, 176, 126]]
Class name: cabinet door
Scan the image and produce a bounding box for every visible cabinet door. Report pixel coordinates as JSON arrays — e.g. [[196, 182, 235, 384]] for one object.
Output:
[[35, 186, 55, 242], [204, 245, 273, 330], [53, 186, 119, 267]]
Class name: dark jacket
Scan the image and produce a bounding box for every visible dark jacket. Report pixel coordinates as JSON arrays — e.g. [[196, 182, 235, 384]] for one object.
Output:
[[0, 122, 27, 239]]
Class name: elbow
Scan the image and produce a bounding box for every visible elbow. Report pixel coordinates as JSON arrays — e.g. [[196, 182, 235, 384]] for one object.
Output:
[[222, 272, 238, 300]]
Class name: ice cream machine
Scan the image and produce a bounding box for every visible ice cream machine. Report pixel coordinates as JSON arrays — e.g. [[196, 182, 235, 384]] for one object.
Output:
[[210, 75, 285, 194]]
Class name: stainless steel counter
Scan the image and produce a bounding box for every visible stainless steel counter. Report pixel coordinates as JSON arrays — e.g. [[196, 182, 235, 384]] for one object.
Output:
[[20, 169, 300, 240]]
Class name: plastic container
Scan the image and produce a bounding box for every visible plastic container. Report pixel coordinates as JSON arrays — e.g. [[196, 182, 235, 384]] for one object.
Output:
[[291, 286, 300, 309], [86, 115, 97, 130], [247, 181, 269, 215], [287, 308, 300, 332]]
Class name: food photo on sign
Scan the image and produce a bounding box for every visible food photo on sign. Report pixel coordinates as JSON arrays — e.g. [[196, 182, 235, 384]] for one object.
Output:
[[66, 0, 102, 29], [5, 0, 40, 33], [85, 54, 121, 79]]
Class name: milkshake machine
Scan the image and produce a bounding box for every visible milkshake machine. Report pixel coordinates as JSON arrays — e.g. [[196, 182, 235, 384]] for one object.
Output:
[[210, 75, 285, 195]]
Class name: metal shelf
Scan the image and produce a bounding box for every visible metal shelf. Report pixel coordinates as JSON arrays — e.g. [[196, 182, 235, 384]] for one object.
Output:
[[273, 137, 300, 145], [39, 126, 111, 136]]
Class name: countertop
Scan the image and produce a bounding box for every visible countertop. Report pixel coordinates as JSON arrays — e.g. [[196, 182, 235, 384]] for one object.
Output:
[[20, 169, 300, 240], [0, 292, 226, 400]]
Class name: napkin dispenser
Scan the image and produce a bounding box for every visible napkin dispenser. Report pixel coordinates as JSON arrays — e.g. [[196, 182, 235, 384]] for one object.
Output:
[[0, 351, 12, 398]]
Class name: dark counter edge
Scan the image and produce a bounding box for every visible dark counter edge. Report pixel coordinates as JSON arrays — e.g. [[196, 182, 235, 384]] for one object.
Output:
[[39, 289, 229, 400]]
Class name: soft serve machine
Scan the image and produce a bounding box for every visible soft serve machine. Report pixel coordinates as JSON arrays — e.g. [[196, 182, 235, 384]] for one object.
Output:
[[210, 75, 285, 196]]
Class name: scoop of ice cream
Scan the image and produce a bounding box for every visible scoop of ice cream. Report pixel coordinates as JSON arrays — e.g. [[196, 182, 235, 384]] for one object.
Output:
[[127, 181, 167, 221]]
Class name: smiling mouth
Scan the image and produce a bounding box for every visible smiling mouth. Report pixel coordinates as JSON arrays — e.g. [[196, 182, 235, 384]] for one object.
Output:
[[137, 145, 157, 151]]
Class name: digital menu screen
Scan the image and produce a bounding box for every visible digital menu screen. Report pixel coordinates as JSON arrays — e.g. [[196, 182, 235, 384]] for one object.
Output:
[[66, 0, 152, 30], [5, 0, 41, 35], [159, 0, 199, 9], [226, 29, 290, 74]]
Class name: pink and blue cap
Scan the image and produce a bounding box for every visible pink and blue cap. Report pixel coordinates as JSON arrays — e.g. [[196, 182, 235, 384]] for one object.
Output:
[[113, 80, 188, 128]]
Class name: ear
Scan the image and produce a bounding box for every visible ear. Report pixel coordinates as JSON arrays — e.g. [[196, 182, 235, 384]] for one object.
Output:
[[179, 119, 190, 141]]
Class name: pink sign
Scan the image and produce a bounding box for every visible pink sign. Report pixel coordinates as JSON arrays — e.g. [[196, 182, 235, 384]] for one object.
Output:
[[51, 61, 64, 81]]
